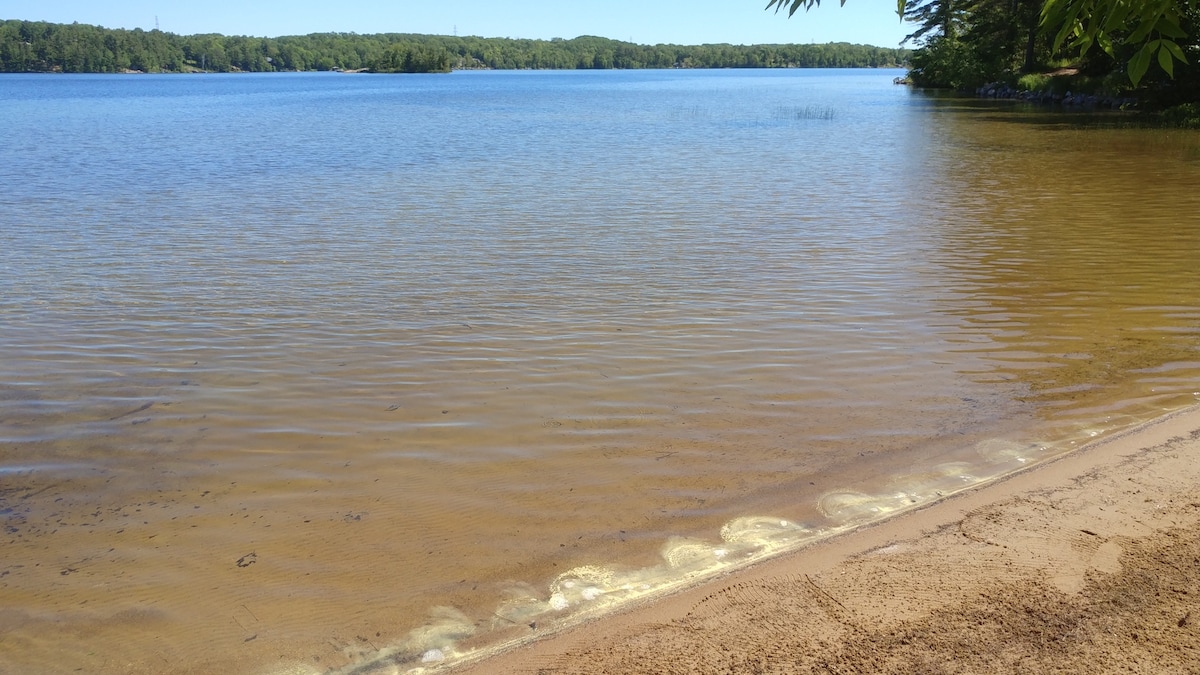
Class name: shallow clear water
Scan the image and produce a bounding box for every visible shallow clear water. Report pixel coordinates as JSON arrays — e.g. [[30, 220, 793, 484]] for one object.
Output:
[[2, 70, 1199, 673]]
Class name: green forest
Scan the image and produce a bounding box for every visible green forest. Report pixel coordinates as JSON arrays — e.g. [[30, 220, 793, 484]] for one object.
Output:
[[769, 0, 1199, 109], [0, 19, 908, 74]]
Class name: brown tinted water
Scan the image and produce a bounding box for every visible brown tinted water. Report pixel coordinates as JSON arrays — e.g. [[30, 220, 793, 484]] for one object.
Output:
[[1, 72, 1199, 674]]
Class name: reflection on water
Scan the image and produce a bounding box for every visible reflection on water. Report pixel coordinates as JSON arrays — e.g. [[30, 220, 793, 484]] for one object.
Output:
[[916, 99, 1200, 432], [1, 72, 1199, 674]]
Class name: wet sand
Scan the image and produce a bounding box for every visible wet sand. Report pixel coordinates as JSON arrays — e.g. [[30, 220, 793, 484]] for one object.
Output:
[[454, 405, 1200, 674]]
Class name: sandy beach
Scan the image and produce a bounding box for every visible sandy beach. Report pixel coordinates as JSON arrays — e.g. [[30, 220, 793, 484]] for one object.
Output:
[[455, 405, 1200, 674]]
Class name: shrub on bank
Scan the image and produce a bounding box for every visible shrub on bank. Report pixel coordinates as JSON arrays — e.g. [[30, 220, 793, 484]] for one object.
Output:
[[1160, 103, 1200, 128]]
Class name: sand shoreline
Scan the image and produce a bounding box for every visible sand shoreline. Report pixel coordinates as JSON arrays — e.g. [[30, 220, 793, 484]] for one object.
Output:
[[452, 405, 1200, 674]]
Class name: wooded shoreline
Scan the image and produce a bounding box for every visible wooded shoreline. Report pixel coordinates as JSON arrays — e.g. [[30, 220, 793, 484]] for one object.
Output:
[[0, 19, 910, 75]]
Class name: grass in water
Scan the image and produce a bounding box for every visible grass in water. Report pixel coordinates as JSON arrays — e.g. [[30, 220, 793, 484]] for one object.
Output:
[[775, 105, 836, 121]]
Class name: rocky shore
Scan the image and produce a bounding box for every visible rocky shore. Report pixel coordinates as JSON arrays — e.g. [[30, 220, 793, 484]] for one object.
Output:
[[976, 81, 1137, 108]]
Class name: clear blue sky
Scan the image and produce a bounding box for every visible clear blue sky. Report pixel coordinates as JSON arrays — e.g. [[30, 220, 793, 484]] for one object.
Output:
[[3, 0, 913, 48]]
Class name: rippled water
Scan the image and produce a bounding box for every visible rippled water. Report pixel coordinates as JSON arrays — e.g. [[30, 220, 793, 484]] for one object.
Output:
[[2, 71, 1199, 673]]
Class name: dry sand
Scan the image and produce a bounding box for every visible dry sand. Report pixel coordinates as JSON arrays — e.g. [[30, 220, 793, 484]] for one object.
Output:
[[455, 406, 1200, 674]]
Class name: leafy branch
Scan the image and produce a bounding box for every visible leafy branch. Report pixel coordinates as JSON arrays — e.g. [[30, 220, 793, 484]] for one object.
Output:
[[1041, 0, 1190, 84]]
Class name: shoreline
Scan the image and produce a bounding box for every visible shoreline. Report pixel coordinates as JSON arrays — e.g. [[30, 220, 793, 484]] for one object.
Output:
[[448, 404, 1200, 674]]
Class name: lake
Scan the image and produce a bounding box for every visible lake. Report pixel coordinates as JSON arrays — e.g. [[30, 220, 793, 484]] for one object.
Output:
[[2, 69, 1199, 674]]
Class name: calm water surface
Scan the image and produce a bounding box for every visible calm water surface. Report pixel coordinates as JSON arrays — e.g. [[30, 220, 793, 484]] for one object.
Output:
[[2, 70, 1199, 673]]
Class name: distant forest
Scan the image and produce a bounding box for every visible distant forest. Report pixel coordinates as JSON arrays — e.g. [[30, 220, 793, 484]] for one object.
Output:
[[0, 19, 910, 74]]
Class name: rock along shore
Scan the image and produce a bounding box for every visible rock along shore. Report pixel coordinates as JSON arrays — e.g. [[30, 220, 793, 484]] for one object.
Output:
[[976, 81, 1137, 109]]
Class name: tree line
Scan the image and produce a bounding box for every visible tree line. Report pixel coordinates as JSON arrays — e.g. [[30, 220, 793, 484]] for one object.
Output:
[[0, 19, 909, 74]]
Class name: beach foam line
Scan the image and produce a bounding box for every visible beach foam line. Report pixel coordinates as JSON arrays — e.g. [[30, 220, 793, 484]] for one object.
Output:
[[273, 406, 1193, 675], [298, 441, 1063, 674], [445, 402, 1200, 674]]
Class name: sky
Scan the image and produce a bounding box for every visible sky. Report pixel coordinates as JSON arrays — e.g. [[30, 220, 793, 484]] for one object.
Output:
[[3, 0, 913, 48]]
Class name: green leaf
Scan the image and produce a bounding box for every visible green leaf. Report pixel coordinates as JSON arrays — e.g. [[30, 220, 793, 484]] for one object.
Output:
[[785, 0, 819, 16], [1050, 17, 1077, 50], [1129, 43, 1153, 86], [1128, 17, 1158, 42], [1158, 43, 1175, 77], [765, 0, 809, 16], [1045, 0, 1087, 50], [1100, 3, 1132, 34], [1155, 16, 1188, 38], [1162, 39, 1189, 64]]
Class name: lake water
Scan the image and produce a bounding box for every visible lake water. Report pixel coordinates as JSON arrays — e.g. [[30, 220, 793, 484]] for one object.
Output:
[[2, 69, 1199, 674]]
